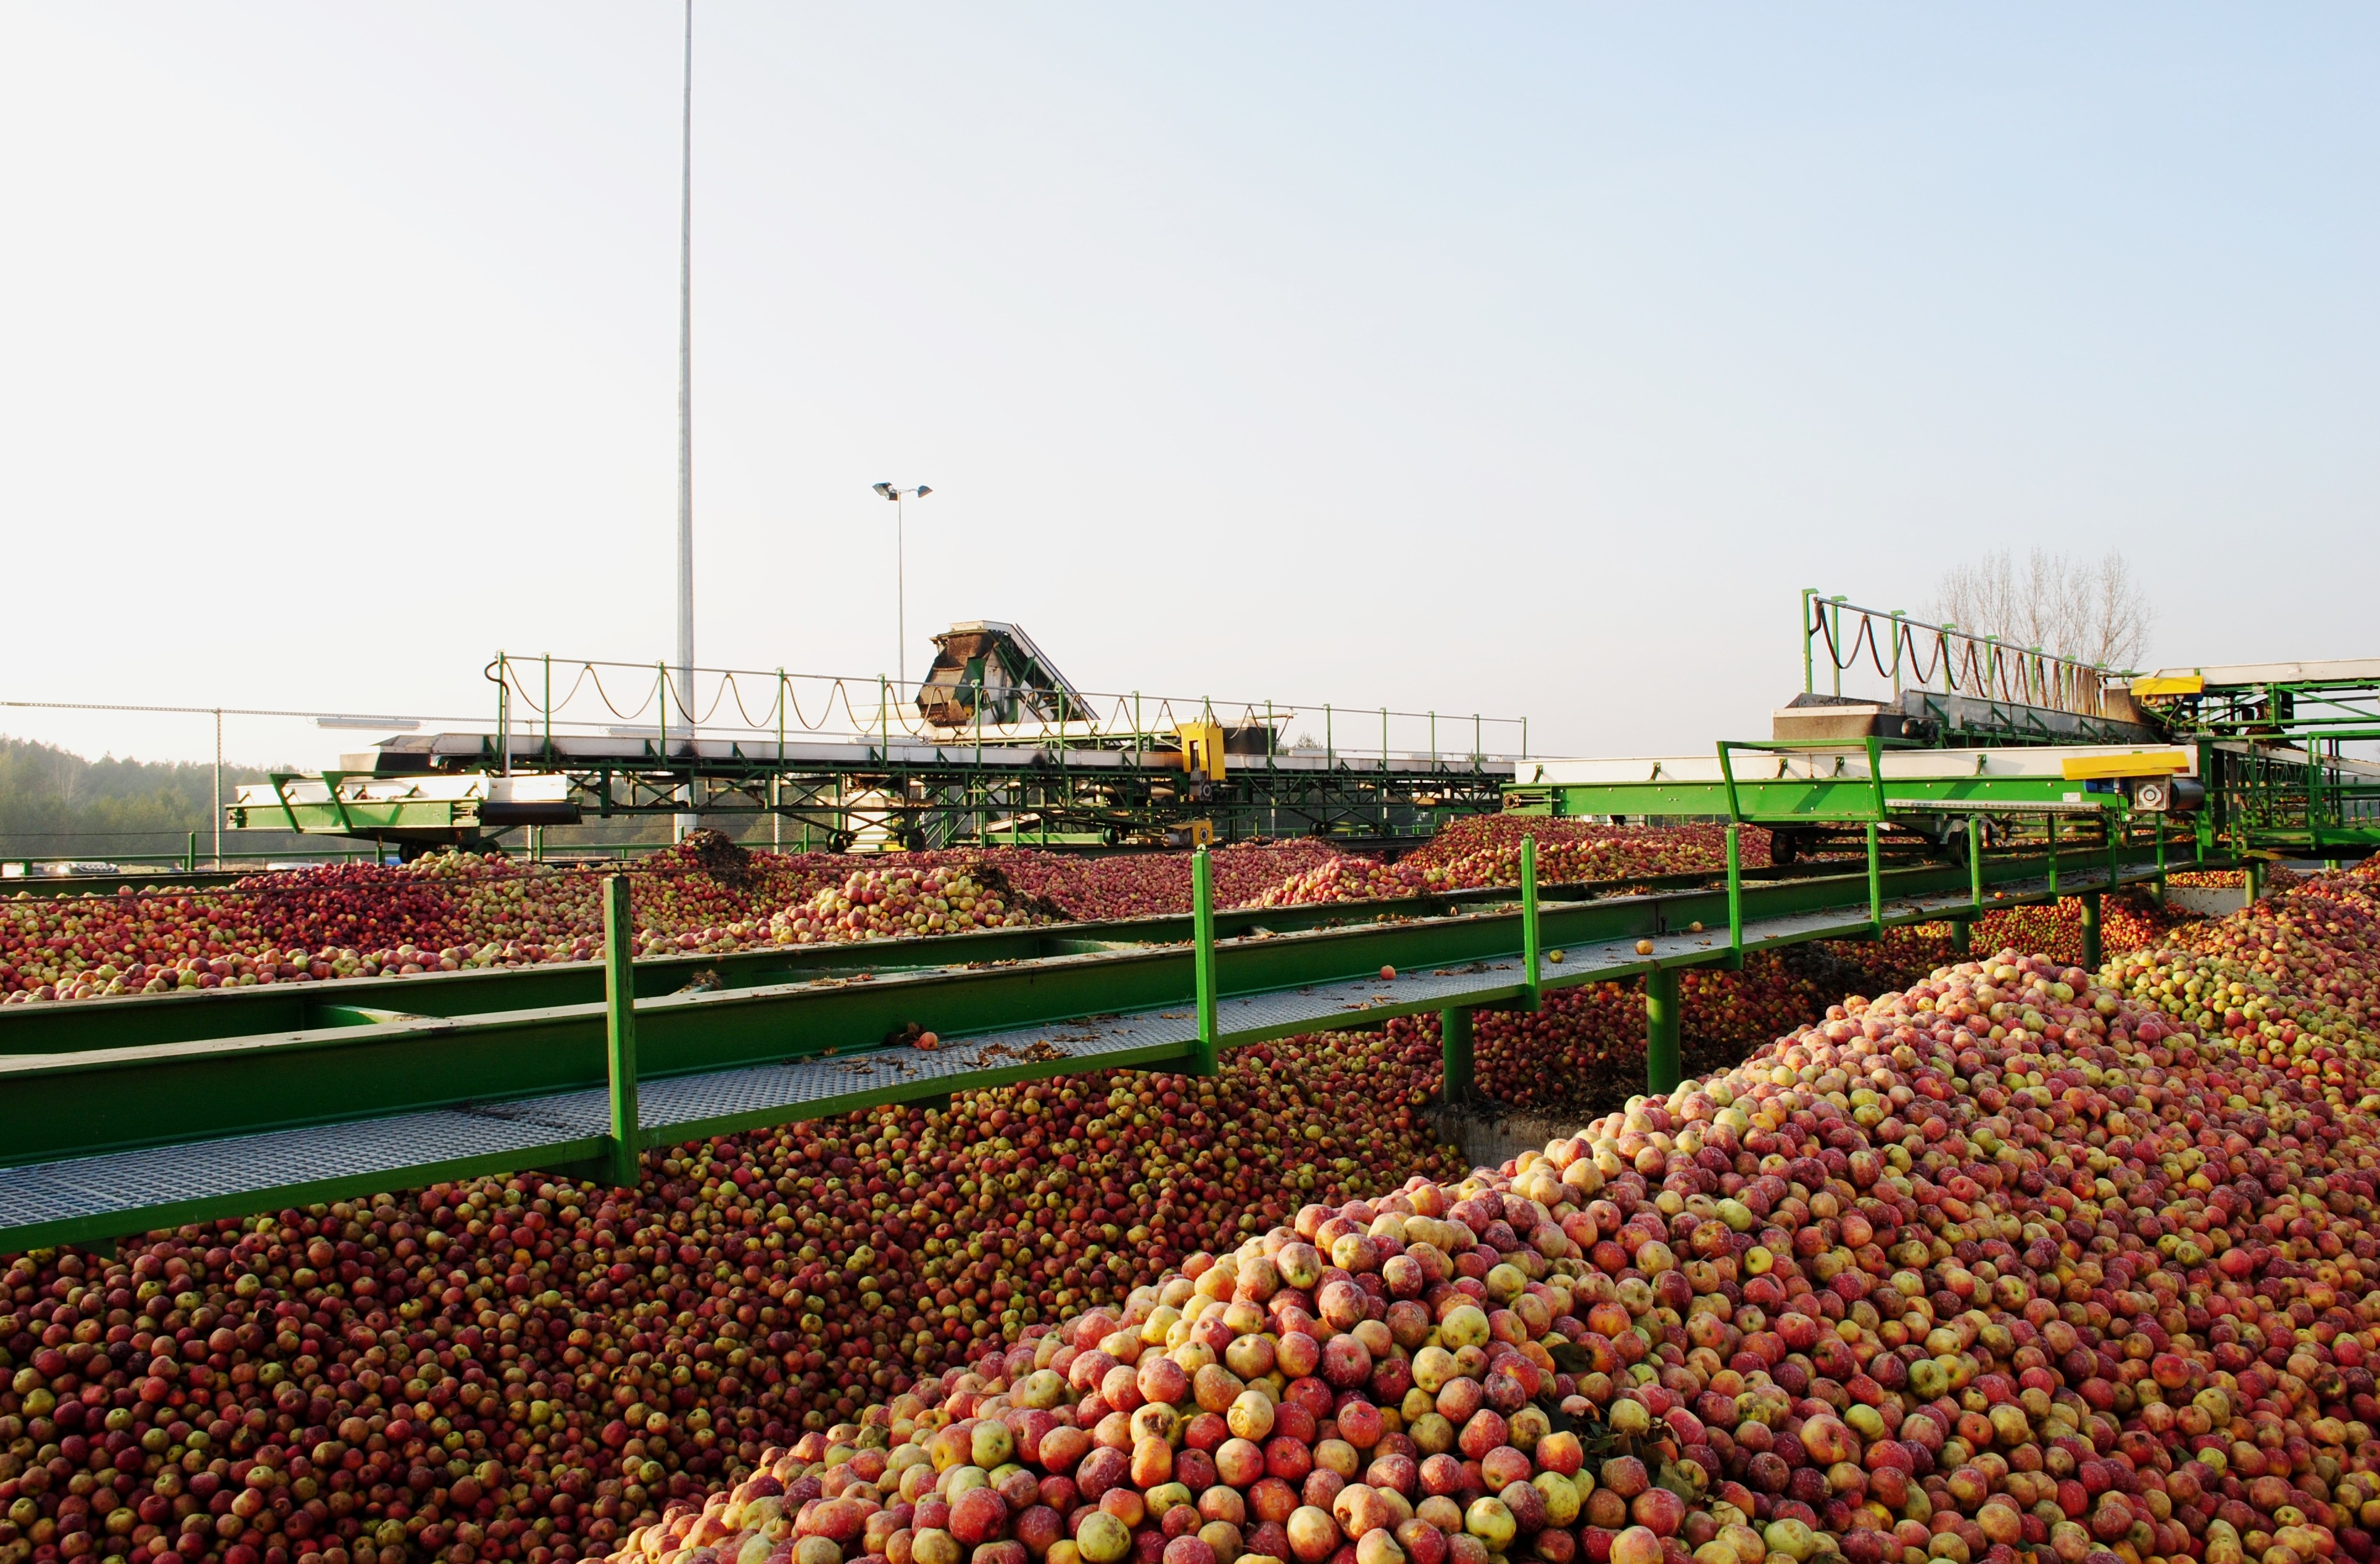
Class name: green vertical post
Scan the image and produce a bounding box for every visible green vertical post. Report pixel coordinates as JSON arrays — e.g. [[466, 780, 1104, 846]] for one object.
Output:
[[1440, 1007, 1474, 1105], [1802, 588, 1816, 695], [2046, 813, 2059, 897], [1949, 919, 1972, 955], [602, 874, 641, 1190], [185, 832, 196, 873], [1968, 816, 1984, 914], [1865, 822, 1883, 937], [2081, 893, 2102, 972], [1520, 834, 1541, 1009], [2245, 857, 2263, 906], [1724, 824, 1744, 962], [2154, 820, 2168, 904], [1646, 965, 1680, 1096], [1191, 847, 1219, 1075]]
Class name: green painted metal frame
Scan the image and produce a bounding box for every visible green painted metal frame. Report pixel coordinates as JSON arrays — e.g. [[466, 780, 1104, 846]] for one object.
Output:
[[0, 838, 2204, 1254], [602, 874, 641, 1188], [0, 858, 1903, 1058]]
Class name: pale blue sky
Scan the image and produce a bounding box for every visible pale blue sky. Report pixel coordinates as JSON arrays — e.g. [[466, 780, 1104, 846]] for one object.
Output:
[[2, 6, 2373, 768]]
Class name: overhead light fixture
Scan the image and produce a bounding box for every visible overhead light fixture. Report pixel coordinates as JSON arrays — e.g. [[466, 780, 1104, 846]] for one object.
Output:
[[872, 481, 894, 499], [313, 716, 424, 731], [914, 485, 932, 499]]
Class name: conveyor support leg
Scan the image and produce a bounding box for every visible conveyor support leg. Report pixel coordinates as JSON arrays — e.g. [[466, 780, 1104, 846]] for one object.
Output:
[[1441, 1008, 1474, 1106], [603, 874, 642, 1190], [1646, 966, 1680, 1097], [1191, 848, 1220, 1075]]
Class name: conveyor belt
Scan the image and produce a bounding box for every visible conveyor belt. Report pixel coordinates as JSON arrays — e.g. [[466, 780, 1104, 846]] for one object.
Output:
[[0, 864, 2133, 1252]]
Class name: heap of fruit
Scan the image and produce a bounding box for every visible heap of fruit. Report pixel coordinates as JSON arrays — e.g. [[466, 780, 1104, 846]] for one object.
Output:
[[2101, 871, 2378, 1053], [594, 907, 2380, 1564], [1403, 819, 1773, 892], [0, 1033, 1464, 1564], [983, 848, 1351, 924], [768, 869, 1047, 945], [603, 1168, 1735, 1564], [0, 837, 830, 1004], [1247, 860, 1433, 909]]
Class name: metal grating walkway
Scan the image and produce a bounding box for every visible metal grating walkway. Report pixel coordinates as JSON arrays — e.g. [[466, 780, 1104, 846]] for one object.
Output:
[[0, 866, 2128, 1248]]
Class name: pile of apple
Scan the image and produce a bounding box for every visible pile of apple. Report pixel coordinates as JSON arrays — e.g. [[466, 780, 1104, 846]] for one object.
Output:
[[980, 849, 1350, 924], [0, 838, 837, 1004], [603, 1166, 1738, 1564], [596, 887, 2380, 1564], [2101, 870, 2378, 1056], [0, 840, 1383, 1004], [1247, 861, 1433, 909], [1403, 821, 1774, 894], [0, 1032, 1464, 1564], [766, 869, 1046, 947]]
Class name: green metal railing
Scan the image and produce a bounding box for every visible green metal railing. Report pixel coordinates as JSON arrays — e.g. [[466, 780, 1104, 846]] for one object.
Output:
[[1801, 590, 2136, 718], [0, 834, 2200, 1252]]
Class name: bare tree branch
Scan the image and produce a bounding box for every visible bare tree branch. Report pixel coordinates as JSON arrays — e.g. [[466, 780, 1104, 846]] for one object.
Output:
[[1926, 549, 2154, 671]]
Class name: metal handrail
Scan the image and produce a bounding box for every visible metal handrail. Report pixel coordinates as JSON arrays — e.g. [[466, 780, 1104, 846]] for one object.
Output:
[[486, 653, 1530, 769], [1801, 589, 2139, 719]]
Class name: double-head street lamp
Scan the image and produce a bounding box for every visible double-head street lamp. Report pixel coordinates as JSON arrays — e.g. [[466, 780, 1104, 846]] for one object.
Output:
[[872, 482, 932, 686]]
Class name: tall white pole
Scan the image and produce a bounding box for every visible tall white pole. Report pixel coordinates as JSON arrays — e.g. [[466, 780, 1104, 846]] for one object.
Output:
[[673, 0, 698, 842], [213, 708, 223, 871], [897, 494, 906, 690]]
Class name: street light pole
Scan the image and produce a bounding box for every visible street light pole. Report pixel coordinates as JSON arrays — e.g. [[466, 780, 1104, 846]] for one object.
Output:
[[872, 482, 932, 690], [671, 0, 698, 843]]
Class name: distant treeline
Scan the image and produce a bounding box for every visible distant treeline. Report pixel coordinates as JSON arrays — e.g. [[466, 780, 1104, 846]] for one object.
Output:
[[0, 736, 321, 864], [0, 735, 819, 866]]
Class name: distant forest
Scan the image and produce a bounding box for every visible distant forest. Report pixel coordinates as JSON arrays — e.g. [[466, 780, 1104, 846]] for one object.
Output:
[[0, 736, 321, 864], [0, 735, 801, 866]]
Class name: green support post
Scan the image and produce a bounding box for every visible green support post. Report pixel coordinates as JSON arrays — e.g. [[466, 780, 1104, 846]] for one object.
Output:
[[1440, 1008, 1474, 1105], [1520, 835, 1541, 1009], [1969, 817, 1984, 914], [1646, 965, 1680, 1096], [1724, 824, 1744, 969], [602, 874, 641, 1190], [2154, 822, 2168, 904], [1191, 847, 1219, 1075], [1865, 822, 1883, 938], [2081, 893, 2102, 972], [2245, 857, 2263, 906], [1949, 919, 1972, 956], [2046, 813, 2059, 897]]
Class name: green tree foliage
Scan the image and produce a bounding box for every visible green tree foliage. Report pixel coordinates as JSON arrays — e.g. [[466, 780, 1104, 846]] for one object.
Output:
[[0, 736, 312, 862]]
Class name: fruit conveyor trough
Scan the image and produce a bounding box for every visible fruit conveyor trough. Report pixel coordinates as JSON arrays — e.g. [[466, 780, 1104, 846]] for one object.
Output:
[[0, 833, 2206, 1254]]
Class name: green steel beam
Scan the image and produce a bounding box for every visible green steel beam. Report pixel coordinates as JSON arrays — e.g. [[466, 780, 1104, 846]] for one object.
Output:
[[1646, 966, 1681, 1096], [602, 874, 641, 1189], [0, 844, 2181, 1169], [0, 845, 2199, 1252], [1520, 771, 2125, 822], [0, 857, 1933, 1057], [1441, 1007, 1474, 1104]]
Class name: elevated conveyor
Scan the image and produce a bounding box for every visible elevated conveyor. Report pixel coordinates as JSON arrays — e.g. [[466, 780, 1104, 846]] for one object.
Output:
[[0, 835, 2191, 1252]]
